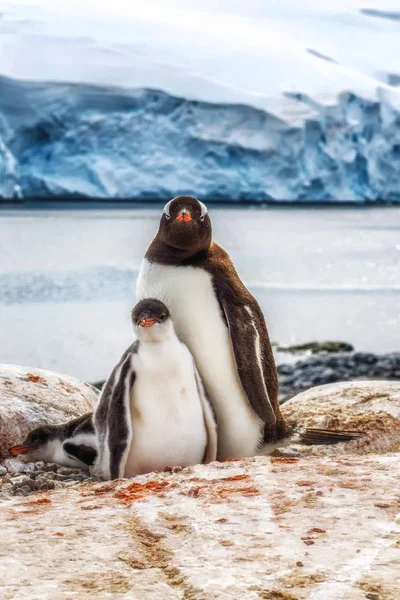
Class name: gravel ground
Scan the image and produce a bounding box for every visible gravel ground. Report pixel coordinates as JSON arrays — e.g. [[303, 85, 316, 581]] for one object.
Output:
[[0, 459, 97, 498]]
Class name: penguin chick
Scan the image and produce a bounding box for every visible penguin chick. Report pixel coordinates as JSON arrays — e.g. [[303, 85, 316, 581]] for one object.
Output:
[[94, 298, 217, 480], [9, 413, 97, 470]]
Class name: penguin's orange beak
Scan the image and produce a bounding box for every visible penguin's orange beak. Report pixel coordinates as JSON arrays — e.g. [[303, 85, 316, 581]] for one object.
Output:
[[176, 209, 192, 223], [9, 444, 31, 456], [139, 318, 156, 328]]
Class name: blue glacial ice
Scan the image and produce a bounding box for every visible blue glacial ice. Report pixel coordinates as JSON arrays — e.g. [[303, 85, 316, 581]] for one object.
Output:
[[1, 76, 400, 202], [1, 0, 400, 201]]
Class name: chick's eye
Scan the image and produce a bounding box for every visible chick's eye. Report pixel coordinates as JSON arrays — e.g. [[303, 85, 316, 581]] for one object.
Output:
[[159, 314, 166, 321]]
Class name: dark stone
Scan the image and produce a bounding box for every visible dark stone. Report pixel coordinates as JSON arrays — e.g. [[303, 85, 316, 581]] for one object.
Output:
[[57, 467, 85, 476], [276, 341, 354, 354], [41, 463, 59, 472], [12, 486, 32, 497], [353, 352, 378, 364], [277, 364, 295, 375], [277, 347, 400, 399]]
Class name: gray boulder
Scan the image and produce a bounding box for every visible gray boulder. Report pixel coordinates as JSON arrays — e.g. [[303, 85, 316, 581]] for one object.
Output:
[[0, 364, 98, 458], [281, 380, 400, 456]]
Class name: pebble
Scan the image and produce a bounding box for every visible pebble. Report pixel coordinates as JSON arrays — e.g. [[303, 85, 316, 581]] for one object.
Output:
[[14, 486, 32, 497], [57, 467, 86, 476], [41, 463, 59, 472], [270, 447, 302, 458], [0, 460, 95, 497]]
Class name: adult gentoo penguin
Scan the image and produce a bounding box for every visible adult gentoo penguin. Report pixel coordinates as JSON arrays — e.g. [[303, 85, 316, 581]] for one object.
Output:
[[9, 413, 97, 469], [136, 196, 289, 460], [93, 298, 217, 480]]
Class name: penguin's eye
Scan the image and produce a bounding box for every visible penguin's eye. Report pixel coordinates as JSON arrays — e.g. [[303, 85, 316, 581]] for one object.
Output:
[[165, 214, 171, 220], [159, 314, 166, 322], [200, 215, 205, 222]]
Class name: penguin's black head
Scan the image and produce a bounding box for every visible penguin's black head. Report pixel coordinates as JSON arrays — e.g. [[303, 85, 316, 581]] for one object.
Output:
[[9, 425, 56, 456], [157, 196, 212, 255], [131, 298, 170, 328]]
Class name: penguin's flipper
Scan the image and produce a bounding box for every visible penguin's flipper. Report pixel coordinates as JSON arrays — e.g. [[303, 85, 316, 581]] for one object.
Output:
[[94, 342, 138, 480], [73, 412, 95, 436], [63, 442, 98, 466], [193, 364, 218, 463], [219, 298, 277, 425], [107, 353, 136, 479]]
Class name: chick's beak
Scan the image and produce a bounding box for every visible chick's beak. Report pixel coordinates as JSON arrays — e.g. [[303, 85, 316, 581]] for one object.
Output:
[[176, 209, 192, 223], [9, 444, 31, 456], [139, 317, 156, 328]]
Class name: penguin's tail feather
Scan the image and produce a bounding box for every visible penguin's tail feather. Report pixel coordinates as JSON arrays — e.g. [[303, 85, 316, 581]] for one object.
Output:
[[299, 428, 364, 445]]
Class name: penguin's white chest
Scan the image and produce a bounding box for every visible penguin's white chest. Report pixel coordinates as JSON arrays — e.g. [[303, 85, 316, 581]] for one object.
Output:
[[124, 341, 207, 477], [136, 260, 262, 459]]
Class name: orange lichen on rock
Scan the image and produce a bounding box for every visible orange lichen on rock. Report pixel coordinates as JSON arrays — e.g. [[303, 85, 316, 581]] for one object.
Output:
[[184, 473, 260, 503], [92, 482, 121, 495], [20, 373, 48, 385], [28, 497, 52, 505], [114, 480, 178, 504], [58, 379, 80, 394], [270, 457, 299, 464], [20, 497, 52, 508]]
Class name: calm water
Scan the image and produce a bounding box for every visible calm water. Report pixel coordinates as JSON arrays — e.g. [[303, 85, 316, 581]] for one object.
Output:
[[1, 204, 400, 382]]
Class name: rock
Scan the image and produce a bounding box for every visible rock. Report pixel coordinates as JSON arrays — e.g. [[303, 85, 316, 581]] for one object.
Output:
[[41, 463, 60, 473], [12, 486, 32, 497], [0, 460, 96, 497], [57, 466, 87, 476], [353, 352, 378, 365], [277, 364, 295, 376], [9, 475, 28, 487], [281, 380, 400, 456], [12, 476, 35, 489], [0, 466, 7, 476], [39, 481, 55, 491], [278, 350, 400, 401], [0, 364, 98, 458], [0, 456, 399, 598], [2, 458, 36, 475], [275, 341, 354, 355]]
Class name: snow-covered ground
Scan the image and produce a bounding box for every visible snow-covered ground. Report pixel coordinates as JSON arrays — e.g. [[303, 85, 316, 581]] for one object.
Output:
[[0, 1, 400, 200], [1, 0, 400, 104]]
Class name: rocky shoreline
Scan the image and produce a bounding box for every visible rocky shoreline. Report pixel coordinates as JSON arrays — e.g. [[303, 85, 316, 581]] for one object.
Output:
[[278, 350, 400, 402]]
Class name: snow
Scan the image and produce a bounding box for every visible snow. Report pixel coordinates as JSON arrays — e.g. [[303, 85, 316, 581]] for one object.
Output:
[[1, 1, 400, 103], [0, 1, 400, 200]]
